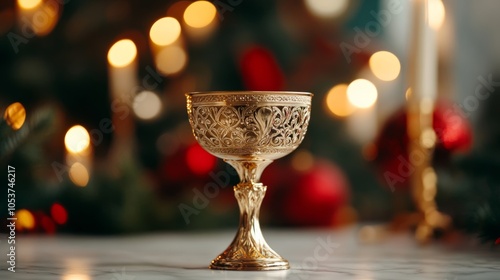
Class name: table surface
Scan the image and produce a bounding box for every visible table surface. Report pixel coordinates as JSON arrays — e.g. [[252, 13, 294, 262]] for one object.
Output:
[[0, 227, 499, 280]]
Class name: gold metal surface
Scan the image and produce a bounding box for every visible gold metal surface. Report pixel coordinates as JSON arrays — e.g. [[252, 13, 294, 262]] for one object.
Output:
[[186, 91, 312, 270]]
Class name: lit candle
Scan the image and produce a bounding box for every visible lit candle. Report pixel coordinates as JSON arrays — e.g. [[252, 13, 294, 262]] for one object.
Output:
[[409, 0, 437, 103], [107, 39, 138, 164], [16, 0, 41, 28], [182, 1, 218, 43], [346, 78, 379, 144], [107, 39, 138, 103], [64, 125, 92, 187], [16, 0, 60, 36], [148, 17, 188, 76]]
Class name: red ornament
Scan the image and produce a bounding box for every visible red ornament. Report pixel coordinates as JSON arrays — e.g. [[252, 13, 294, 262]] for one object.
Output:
[[373, 102, 473, 190], [50, 203, 68, 225], [41, 215, 56, 234], [155, 142, 218, 198], [263, 160, 350, 227], [240, 46, 285, 91], [433, 103, 472, 152], [185, 143, 217, 176]]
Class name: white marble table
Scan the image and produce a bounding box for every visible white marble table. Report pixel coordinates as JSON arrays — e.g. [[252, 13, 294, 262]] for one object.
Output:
[[1, 227, 499, 279]]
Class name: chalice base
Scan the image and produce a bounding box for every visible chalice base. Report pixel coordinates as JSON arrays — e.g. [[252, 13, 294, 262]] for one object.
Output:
[[210, 253, 289, 271], [209, 181, 289, 271]]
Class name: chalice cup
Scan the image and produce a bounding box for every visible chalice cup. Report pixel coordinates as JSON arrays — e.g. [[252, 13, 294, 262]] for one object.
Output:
[[186, 91, 312, 271]]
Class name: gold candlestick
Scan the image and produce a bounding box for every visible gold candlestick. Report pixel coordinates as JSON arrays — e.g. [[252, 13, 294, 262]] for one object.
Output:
[[407, 0, 450, 243]]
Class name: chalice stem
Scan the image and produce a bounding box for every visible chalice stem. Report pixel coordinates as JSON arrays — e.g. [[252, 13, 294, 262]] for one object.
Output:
[[209, 160, 289, 270]]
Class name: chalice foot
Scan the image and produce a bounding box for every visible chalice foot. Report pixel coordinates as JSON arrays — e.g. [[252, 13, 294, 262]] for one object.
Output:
[[210, 159, 289, 271]]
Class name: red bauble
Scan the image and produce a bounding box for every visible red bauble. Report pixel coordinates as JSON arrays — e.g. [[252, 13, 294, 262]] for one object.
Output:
[[240, 46, 284, 91], [263, 160, 350, 227], [156, 143, 218, 197], [373, 102, 473, 190], [433, 103, 472, 152]]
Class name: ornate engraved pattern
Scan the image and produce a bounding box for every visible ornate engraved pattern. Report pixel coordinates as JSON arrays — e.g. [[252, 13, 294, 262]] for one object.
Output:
[[186, 92, 311, 270], [188, 104, 311, 159], [210, 183, 289, 270], [190, 93, 311, 105]]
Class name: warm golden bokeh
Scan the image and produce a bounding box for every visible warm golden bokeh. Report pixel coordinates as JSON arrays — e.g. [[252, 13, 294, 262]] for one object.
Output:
[[32, 3, 59, 36], [15, 209, 35, 230], [4, 102, 26, 130], [428, 0, 445, 30], [405, 87, 412, 100], [304, 0, 349, 19], [62, 274, 91, 280], [291, 149, 315, 172], [64, 125, 90, 154], [369, 51, 401, 81], [155, 45, 187, 75], [69, 162, 90, 187], [347, 79, 378, 109], [107, 39, 137, 68], [325, 84, 354, 117], [150, 17, 181, 46], [17, 0, 42, 9], [183, 1, 217, 28], [133, 91, 162, 120]]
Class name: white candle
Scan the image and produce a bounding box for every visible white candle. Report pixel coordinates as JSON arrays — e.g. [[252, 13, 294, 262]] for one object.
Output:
[[409, 0, 437, 103], [107, 39, 139, 104], [346, 78, 379, 145], [106, 39, 139, 164]]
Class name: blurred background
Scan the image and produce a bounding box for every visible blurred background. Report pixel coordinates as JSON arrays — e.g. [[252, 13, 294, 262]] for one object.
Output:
[[0, 0, 498, 244]]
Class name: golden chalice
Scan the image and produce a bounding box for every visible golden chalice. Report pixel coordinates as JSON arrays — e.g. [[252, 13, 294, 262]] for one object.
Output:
[[186, 91, 313, 271]]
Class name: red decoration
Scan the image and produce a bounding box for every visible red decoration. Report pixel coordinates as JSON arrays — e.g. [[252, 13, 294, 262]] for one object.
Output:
[[50, 203, 68, 225], [263, 159, 350, 227], [433, 103, 472, 152], [186, 143, 217, 175], [373, 102, 473, 190], [240, 46, 285, 91], [41, 215, 56, 234]]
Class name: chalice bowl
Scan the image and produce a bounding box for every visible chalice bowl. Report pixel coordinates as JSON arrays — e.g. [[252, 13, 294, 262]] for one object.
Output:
[[186, 91, 312, 271]]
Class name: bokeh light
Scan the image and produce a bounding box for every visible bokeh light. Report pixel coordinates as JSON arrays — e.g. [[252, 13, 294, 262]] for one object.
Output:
[[4, 102, 26, 130], [422, 167, 437, 201], [51, 203, 68, 225], [15, 209, 35, 231], [155, 45, 187, 76], [183, 1, 217, 28], [405, 88, 412, 100], [291, 150, 315, 172], [325, 84, 354, 117], [32, 2, 59, 36], [133, 91, 162, 120], [65, 125, 90, 153], [17, 0, 42, 9], [186, 143, 216, 175], [421, 128, 437, 149], [69, 162, 90, 187], [369, 51, 401, 81], [347, 79, 378, 109], [149, 17, 181, 46], [428, 0, 445, 30], [63, 275, 91, 280], [304, 0, 349, 19], [107, 39, 137, 68]]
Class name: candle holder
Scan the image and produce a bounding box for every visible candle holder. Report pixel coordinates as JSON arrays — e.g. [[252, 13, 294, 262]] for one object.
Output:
[[186, 91, 312, 270]]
